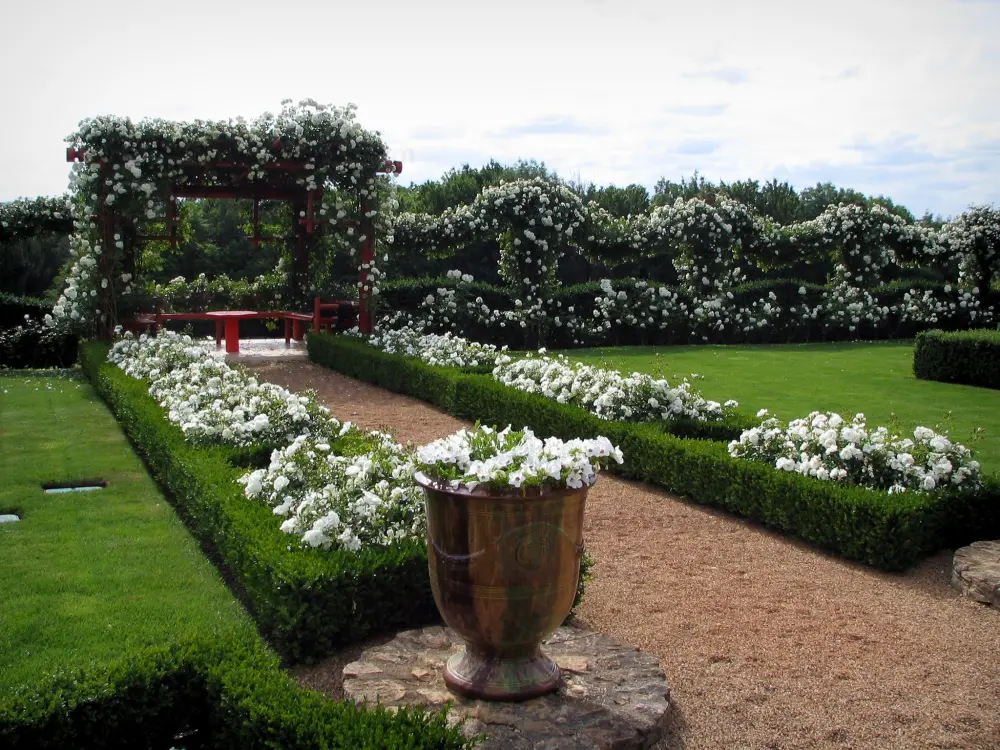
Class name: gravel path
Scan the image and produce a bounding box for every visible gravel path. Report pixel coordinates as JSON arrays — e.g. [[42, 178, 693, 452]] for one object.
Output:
[[250, 360, 1000, 750]]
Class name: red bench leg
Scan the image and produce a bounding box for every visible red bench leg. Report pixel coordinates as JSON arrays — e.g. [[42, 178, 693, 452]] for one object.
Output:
[[293, 320, 304, 340], [215, 320, 224, 348], [284, 319, 292, 345], [224, 319, 240, 353]]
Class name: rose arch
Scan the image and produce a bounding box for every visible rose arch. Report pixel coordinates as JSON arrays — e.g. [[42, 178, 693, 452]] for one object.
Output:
[[49, 99, 400, 338]]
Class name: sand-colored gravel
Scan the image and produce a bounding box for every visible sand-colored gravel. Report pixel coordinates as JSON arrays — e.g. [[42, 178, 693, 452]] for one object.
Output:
[[249, 360, 1000, 750]]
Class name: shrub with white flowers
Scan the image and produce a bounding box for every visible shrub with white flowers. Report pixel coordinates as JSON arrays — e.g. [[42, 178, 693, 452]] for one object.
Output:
[[895, 284, 993, 327], [108, 329, 430, 552], [493, 351, 739, 423], [365, 324, 507, 369], [240, 431, 425, 551], [108, 330, 335, 446], [942, 205, 1000, 293], [416, 424, 623, 491], [728, 410, 982, 494], [385, 188, 1000, 346], [0, 195, 74, 244]]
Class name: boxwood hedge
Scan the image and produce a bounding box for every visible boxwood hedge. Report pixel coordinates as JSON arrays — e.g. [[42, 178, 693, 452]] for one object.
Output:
[[913, 328, 1000, 390], [309, 332, 1000, 571], [79, 342, 439, 663], [0, 637, 470, 749]]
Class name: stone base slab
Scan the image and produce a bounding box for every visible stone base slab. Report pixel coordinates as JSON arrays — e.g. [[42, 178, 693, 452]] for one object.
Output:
[[343, 625, 671, 749], [953, 540, 1000, 607]]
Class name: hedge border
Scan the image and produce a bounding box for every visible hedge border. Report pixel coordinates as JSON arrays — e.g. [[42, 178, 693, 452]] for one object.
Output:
[[309, 332, 1000, 571], [913, 328, 1000, 390], [0, 637, 469, 749], [79, 342, 439, 663]]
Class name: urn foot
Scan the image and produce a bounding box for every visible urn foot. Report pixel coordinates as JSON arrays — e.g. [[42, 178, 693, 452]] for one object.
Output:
[[444, 647, 561, 701]]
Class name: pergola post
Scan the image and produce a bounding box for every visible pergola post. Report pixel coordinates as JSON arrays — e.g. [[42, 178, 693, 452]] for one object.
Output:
[[358, 195, 376, 334]]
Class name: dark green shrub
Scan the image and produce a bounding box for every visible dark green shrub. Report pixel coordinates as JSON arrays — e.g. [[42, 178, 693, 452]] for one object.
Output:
[[914, 329, 1000, 389], [0, 292, 50, 328], [0, 318, 77, 369], [308, 333, 461, 411], [0, 638, 471, 749]]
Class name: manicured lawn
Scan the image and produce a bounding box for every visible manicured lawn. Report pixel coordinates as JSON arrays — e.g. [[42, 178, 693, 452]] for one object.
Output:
[[561, 340, 1000, 475], [0, 373, 257, 693]]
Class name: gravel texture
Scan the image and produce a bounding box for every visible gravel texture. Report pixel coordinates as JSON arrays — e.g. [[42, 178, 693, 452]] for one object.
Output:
[[249, 360, 1000, 750]]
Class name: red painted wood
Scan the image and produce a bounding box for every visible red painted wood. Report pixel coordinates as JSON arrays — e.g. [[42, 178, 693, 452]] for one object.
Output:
[[224, 318, 240, 353]]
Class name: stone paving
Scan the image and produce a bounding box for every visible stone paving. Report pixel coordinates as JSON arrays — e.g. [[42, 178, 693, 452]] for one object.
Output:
[[953, 540, 1000, 607], [342, 624, 671, 749], [226, 337, 307, 363]]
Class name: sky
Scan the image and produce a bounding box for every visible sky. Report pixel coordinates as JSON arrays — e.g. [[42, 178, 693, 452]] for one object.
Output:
[[1, 0, 998, 219]]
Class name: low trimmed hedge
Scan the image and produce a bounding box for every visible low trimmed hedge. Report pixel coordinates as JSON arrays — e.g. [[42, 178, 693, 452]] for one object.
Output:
[[0, 638, 469, 749], [79, 342, 439, 663], [309, 332, 1000, 571], [913, 329, 1000, 390]]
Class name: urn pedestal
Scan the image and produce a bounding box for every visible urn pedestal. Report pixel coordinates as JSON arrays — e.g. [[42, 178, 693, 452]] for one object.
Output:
[[414, 472, 589, 701]]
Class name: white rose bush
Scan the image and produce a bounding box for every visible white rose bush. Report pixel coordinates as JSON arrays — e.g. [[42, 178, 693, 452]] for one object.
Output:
[[109, 331, 334, 447], [492, 351, 738, 424], [729, 410, 982, 494], [107, 330, 430, 553], [365, 323, 507, 369], [240, 431, 426, 552], [416, 424, 623, 491]]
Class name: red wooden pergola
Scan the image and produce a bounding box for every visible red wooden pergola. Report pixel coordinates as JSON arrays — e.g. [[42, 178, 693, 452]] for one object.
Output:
[[66, 145, 401, 335]]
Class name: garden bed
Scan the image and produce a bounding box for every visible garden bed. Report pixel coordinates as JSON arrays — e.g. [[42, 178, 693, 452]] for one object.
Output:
[[78, 342, 440, 663], [308, 332, 1000, 571], [250, 356, 1000, 750]]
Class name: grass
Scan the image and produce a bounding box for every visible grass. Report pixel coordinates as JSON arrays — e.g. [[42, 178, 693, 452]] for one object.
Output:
[[560, 340, 1000, 475], [0, 372, 257, 694]]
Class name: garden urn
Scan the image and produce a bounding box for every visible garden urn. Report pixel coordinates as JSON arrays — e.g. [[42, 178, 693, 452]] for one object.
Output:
[[414, 472, 589, 701]]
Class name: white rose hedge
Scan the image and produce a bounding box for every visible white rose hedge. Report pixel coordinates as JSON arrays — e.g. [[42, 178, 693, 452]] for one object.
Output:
[[362, 323, 507, 369], [108, 330, 427, 553], [729, 410, 981, 494], [492, 351, 738, 424], [109, 331, 334, 447], [374, 274, 993, 350], [345, 323, 742, 427], [82, 341, 444, 659]]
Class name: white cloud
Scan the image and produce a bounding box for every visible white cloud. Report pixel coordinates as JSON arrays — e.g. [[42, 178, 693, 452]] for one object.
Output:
[[0, 0, 997, 217]]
